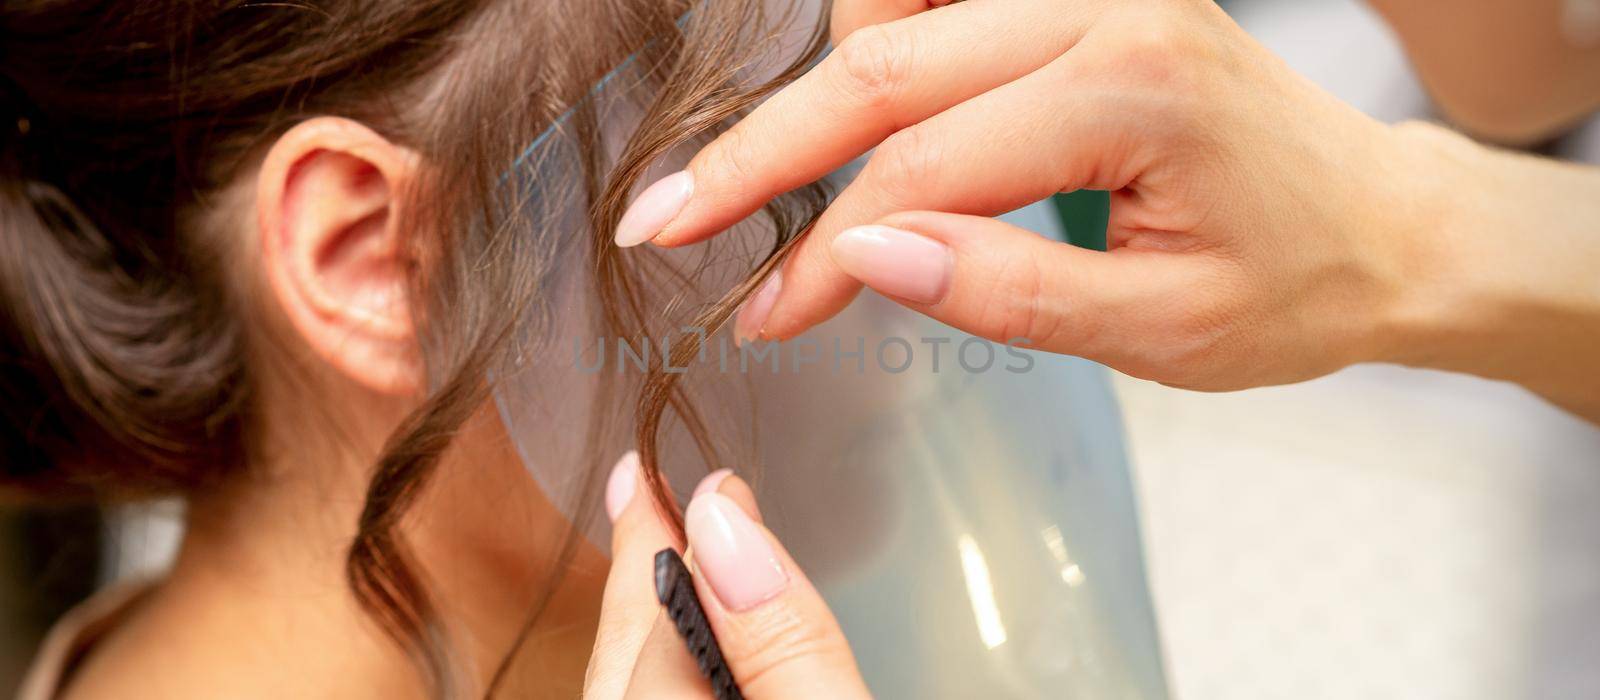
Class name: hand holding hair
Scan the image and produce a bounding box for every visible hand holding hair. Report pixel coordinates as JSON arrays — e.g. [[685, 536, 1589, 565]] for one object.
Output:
[[616, 0, 1600, 422], [583, 453, 871, 700]]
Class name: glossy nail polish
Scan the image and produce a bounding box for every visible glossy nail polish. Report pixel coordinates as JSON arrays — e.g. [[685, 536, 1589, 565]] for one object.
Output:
[[692, 469, 734, 500], [830, 225, 953, 304], [686, 493, 787, 611], [615, 170, 694, 247], [734, 271, 782, 344], [605, 450, 639, 521]]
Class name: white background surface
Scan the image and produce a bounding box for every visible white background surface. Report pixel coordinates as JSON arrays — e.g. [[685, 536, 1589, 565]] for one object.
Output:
[[1119, 2, 1600, 699]]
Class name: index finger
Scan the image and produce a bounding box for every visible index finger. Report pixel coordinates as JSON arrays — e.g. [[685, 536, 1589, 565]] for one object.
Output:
[[619, 0, 1083, 249]]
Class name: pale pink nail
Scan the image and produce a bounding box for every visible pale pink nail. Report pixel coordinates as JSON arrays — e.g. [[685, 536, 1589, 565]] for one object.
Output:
[[605, 450, 639, 522], [830, 225, 952, 304], [692, 469, 734, 500], [734, 271, 782, 344], [615, 171, 693, 247], [686, 493, 787, 611]]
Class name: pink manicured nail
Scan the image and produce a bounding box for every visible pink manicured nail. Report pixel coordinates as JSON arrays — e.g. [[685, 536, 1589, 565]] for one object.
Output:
[[830, 225, 952, 304], [615, 171, 694, 247], [692, 469, 734, 500], [605, 451, 639, 522], [734, 271, 782, 344], [686, 493, 787, 611]]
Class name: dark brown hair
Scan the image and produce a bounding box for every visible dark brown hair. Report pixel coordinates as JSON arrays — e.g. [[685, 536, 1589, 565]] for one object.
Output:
[[1, 0, 827, 695]]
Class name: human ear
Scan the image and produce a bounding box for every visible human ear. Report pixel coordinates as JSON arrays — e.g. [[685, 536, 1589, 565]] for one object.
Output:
[[257, 117, 423, 395]]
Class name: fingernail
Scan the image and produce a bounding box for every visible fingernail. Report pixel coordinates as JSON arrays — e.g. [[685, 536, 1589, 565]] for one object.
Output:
[[615, 171, 693, 247], [692, 469, 734, 500], [605, 450, 639, 522], [734, 271, 781, 344], [686, 493, 787, 611], [830, 225, 952, 304]]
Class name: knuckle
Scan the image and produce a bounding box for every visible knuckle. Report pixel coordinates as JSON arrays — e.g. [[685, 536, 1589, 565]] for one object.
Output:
[[978, 254, 1067, 349], [1000, 265, 1049, 346], [731, 605, 849, 692], [1103, 14, 1205, 87], [705, 126, 762, 188], [1148, 293, 1240, 388], [832, 24, 909, 106], [865, 128, 941, 201]]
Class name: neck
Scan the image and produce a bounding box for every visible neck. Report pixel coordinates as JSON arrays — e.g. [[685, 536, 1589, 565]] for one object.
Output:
[[160, 403, 606, 698]]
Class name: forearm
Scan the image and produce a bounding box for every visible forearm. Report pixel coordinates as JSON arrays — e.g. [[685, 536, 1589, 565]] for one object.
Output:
[[1382, 122, 1600, 422], [1367, 0, 1600, 145]]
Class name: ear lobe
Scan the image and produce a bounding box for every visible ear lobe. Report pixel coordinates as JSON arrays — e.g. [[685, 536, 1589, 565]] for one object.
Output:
[[258, 117, 423, 396]]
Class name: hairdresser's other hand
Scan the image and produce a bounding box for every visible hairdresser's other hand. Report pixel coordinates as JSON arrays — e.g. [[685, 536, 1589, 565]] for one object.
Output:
[[615, 0, 1442, 391], [584, 454, 870, 700]]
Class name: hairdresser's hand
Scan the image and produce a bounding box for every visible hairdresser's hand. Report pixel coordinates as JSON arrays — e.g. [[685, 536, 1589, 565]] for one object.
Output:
[[614, 0, 1447, 391], [584, 453, 870, 700]]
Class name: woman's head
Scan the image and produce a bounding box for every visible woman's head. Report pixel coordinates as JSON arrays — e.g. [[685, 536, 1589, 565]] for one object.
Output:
[[1, 0, 827, 694], [0, 0, 527, 493]]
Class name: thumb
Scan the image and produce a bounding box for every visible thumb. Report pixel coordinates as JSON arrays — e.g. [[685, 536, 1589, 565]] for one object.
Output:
[[685, 478, 870, 700], [826, 210, 1211, 365]]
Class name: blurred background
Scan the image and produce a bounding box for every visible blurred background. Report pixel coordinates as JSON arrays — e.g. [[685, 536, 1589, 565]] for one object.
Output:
[[1119, 1, 1600, 699], [3, 0, 1598, 697]]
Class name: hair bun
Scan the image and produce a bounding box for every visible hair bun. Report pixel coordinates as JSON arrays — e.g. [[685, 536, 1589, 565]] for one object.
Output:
[[0, 170, 246, 500]]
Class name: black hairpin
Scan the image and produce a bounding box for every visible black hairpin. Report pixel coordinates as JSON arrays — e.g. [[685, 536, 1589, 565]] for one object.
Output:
[[654, 548, 743, 700]]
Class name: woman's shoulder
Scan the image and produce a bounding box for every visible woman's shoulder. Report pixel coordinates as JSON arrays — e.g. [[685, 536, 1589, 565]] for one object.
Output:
[[22, 577, 294, 700], [28, 572, 426, 700], [17, 580, 154, 700]]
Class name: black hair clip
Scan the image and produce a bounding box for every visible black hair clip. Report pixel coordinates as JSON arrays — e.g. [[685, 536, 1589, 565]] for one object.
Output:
[[654, 548, 743, 700]]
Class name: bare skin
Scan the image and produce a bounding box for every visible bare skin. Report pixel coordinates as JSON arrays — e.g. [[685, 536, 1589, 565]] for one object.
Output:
[[592, 1, 1600, 687], [582, 456, 871, 700], [1370, 0, 1600, 144], [59, 123, 607, 699], [67, 409, 606, 700], [619, 0, 1600, 423], [49, 1, 1600, 698]]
